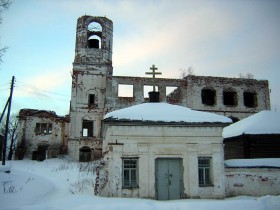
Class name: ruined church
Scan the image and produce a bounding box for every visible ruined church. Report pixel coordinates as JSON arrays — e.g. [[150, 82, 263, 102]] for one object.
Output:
[[17, 15, 270, 162]]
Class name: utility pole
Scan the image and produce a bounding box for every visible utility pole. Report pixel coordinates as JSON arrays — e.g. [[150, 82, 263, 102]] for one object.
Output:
[[2, 76, 15, 165]]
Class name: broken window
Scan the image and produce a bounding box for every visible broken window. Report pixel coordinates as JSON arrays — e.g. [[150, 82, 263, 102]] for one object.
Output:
[[244, 91, 257, 107], [223, 90, 237, 106], [123, 158, 138, 188], [118, 84, 133, 97], [198, 157, 212, 186], [35, 123, 52, 135], [201, 88, 216, 106], [144, 85, 158, 98], [166, 86, 181, 103], [88, 94, 95, 106], [82, 120, 93, 137], [87, 21, 102, 49], [79, 146, 91, 162]]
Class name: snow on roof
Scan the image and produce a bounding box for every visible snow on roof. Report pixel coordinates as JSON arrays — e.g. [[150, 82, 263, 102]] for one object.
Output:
[[225, 158, 280, 168], [223, 110, 280, 138], [104, 102, 232, 124]]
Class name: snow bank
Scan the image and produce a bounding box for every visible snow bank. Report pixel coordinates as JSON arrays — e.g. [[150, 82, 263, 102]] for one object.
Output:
[[104, 103, 232, 123], [225, 158, 280, 168], [223, 111, 280, 138], [1, 157, 280, 210]]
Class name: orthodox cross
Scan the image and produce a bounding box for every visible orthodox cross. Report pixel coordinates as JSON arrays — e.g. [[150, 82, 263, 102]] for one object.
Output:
[[145, 65, 162, 92]]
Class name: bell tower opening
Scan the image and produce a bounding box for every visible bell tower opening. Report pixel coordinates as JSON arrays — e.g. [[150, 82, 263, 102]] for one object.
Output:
[[87, 21, 102, 49]]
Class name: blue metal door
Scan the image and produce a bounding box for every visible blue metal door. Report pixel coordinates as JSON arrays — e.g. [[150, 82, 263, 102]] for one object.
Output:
[[156, 158, 183, 200]]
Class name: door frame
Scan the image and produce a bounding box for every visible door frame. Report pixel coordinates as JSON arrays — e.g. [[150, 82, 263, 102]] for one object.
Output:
[[155, 158, 183, 200]]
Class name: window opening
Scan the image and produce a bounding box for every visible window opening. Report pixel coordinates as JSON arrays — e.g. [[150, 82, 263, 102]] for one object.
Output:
[[118, 84, 133, 97], [88, 94, 95, 106], [82, 120, 93, 137], [198, 157, 212, 186], [79, 146, 91, 162], [144, 85, 158, 98], [244, 92, 257, 107], [166, 86, 181, 103], [201, 88, 216, 106], [223, 91, 237, 106], [166, 86, 178, 97], [123, 158, 138, 188], [87, 21, 102, 49], [35, 123, 52, 135]]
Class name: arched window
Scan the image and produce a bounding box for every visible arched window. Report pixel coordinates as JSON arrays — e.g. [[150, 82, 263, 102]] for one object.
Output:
[[79, 146, 92, 162], [201, 88, 216, 106], [87, 21, 102, 49]]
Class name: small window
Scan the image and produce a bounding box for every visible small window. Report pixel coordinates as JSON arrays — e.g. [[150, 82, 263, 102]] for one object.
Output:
[[35, 123, 52, 135], [223, 91, 237, 106], [166, 86, 181, 103], [79, 146, 92, 162], [144, 85, 158, 98], [201, 88, 216, 106], [82, 120, 93, 137], [123, 158, 138, 188], [198, 157, 212, 186], [88, 94, 95, 106], [118, 84, 133, 97], [244, 92, 257, 107]]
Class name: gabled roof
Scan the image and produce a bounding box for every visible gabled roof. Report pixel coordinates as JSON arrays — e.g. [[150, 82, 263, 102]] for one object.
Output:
[[104, 102, 232, 124], [223, 110, 280, 139]]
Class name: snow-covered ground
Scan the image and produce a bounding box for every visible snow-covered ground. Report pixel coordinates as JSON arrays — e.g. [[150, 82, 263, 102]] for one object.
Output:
[[225, 158, 280, 168], [1, 157, 280, 210]]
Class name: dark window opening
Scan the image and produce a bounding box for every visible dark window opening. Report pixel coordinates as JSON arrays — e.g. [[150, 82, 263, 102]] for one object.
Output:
[[244, 92, 257, 108], [82, 120, 93, 137], [223, 91, 237, 106], [88, 35, 101, 48], [88, 94, 95, 106], [35, 123, 52, 135], [201, 88, 216, 106], [79, 146, 91, 162]]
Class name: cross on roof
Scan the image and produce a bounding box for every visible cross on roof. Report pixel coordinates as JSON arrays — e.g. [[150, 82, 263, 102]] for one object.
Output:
[[145, 65, 162, 92]]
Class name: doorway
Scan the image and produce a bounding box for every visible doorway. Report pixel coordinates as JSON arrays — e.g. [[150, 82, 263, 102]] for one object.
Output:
[[155, 158, 183, 200]]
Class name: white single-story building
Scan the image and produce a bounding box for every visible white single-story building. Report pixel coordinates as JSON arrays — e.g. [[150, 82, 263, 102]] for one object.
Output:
[[98, 102, 231, 199]]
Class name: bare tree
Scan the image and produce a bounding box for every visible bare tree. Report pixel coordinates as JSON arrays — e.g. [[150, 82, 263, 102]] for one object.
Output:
[[239, 73, 254, 79], [179, 66, 195, 78], [0, 114, 18, 160], [0, 0, 11, 64]]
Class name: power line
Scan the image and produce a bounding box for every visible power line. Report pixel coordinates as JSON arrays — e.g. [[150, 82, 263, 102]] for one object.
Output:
[[16, 80, 70, 98]]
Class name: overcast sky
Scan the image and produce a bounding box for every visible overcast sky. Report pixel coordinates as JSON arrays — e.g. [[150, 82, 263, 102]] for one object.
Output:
[[0, 0, 279, 115]]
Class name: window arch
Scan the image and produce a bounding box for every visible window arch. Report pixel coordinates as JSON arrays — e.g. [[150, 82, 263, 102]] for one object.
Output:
[[87, 21, 102, 49]]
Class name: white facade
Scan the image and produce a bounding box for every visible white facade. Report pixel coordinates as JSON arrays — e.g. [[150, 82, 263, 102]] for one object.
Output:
[[99, 103, 231, 199]]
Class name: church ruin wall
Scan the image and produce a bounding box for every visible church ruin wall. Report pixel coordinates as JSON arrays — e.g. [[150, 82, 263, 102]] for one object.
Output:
[[105, 75, 270, 120]]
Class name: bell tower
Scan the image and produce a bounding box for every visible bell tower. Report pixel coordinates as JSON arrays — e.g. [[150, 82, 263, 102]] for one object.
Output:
[[69, 16, 113, 161]]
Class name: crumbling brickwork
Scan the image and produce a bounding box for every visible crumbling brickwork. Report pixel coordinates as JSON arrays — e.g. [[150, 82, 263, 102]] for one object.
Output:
[[16, 109, 69, 160], [105, 75, 270, 120]]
